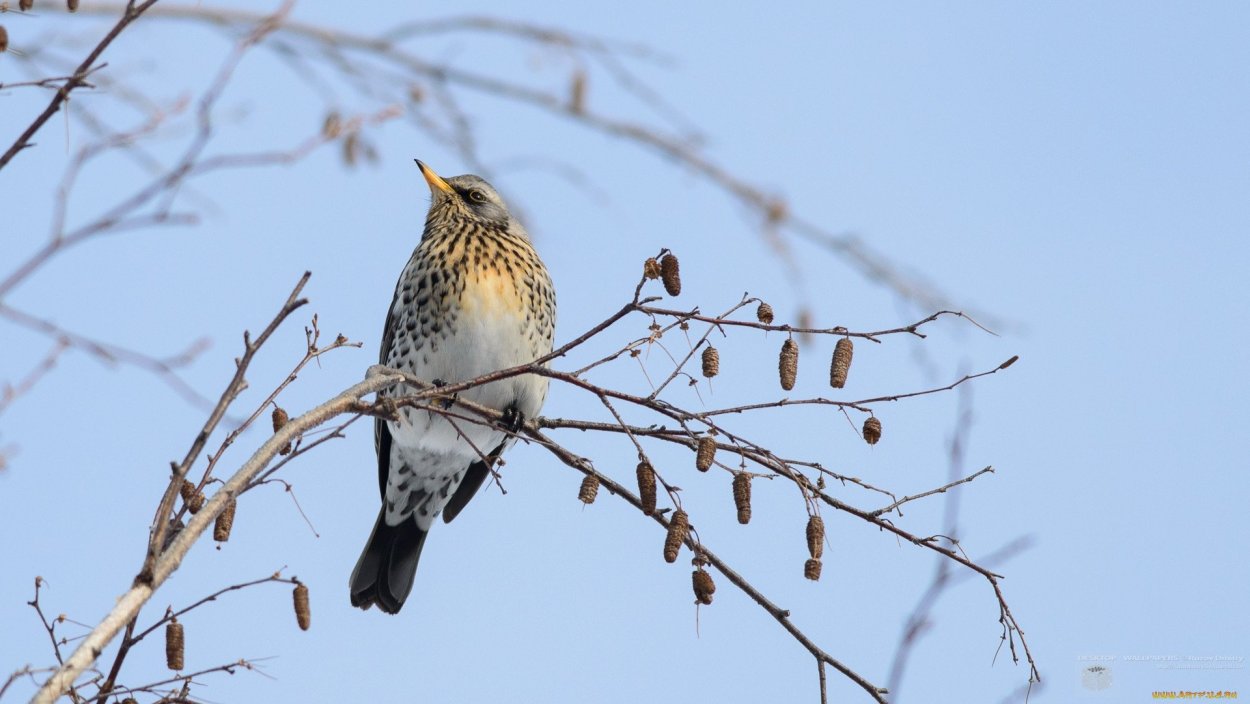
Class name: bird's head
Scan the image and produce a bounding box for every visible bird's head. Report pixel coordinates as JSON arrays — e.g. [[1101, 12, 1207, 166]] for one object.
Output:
[[416, 160, 523, 238]]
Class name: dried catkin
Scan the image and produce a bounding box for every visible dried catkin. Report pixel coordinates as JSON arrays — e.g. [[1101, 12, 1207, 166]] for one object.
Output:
[[321, 111, 342, 138], [863, 416, 882, 445], [67, 0, 78, 12], [663, 510, 688, 563], [695, 436, 716, 472], [165, 620, 185, 671], [643, 257, 661, 280], [272, 406, 292, 455], [701, 345, 720, 378], [732, 473, 752, 525], [660, 253, 681, 296], [20, 0, 34, 13], [569, 70, 587, 114], [577, 474, 600, 504], [181, 481, 205, 514], [0, 26, 8, 54], [692, 569, 716, 605], [804, 558, 823, 581], [830, 337, 853, 388], [213, 499, 236, 542], [779, 338, 798, 390], [756, 301, 774, 325], [293, 583, 311, 631], [636, 460, 657, 516], [272, 406, 289, 429], [806, 515, 825, 559]]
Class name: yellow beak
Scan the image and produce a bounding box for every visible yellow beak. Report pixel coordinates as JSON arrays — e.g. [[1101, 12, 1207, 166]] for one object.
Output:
[[415, 159, 455, 195]]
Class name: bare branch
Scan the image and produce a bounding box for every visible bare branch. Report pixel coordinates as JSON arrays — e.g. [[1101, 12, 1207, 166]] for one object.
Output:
[[0, 1, 160, 171]]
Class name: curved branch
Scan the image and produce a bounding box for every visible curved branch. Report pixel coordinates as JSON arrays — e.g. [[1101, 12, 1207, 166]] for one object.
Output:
[[30, 366, 402, 704]]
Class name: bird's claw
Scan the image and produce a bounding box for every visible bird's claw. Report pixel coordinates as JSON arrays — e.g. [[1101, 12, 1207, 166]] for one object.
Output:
[[430, 378, 456, 410], [500, 405, 525, 434]]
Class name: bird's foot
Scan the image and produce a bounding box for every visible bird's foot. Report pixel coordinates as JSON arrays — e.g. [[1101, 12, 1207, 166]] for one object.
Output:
[[376, 396, 401, 421], [500, 404, 526, 434], [430, 378, 456, 410]]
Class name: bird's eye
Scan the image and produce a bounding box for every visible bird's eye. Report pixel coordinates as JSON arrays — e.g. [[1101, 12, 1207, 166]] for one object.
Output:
[[468, 190, 488, 204]]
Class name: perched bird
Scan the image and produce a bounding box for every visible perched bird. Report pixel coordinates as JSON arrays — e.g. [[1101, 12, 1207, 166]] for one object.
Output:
[[350, 161, 556, 614]]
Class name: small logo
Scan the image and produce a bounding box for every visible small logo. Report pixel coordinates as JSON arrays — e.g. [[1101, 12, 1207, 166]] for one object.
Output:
[[1082, 665, 1114, 691]]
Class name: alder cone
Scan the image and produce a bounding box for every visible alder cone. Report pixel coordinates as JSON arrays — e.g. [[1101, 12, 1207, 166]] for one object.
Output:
[[660, 253, 681, 296], [701, 345, 720, 378], [165, 620, 185, 671], [293, 583, 311, 631], [213, 499, 236, 542], [692, 569, 716, 605], [756, 301, 774, 324], [779, 338, 798, 390], [830, 337, 853, 388], [695, 435, 716, 472], [637, 461, 657, 516], [863, 416, 882, 445], [663, 510, 688, 563], [732, 473, 752, 524], [643, 257, 661, 280], [578, 474, 600, 504], [806, 515, 825, 559]]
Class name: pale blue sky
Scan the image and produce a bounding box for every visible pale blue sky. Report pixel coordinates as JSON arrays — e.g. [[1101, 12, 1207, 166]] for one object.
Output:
[[2, 3, 1247, 703]]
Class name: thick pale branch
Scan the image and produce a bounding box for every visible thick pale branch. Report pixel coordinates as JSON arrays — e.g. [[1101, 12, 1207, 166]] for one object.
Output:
[[31, 367, 403, 704]]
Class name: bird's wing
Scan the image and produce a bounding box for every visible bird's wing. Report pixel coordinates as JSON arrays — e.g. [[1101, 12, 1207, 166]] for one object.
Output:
[[375, 286, 399, 499], [441, 441, 504, 523], [375, 416, 392, 499]]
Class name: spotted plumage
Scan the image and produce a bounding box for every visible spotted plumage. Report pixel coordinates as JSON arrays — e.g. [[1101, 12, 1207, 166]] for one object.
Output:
[[350, 161, 556, 614]]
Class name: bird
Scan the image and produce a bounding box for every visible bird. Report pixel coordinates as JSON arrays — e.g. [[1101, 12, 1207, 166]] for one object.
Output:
[[349, 160, 556, 614]]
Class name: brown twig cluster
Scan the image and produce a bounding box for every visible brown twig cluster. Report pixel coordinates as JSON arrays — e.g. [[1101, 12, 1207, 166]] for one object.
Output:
[[0, 2, 399, 464], [15, 250, 1031, 703], [5, 2, 988, 318]]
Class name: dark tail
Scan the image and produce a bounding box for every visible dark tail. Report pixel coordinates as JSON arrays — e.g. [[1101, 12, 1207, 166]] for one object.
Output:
[[349, 509, 428, 614]]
